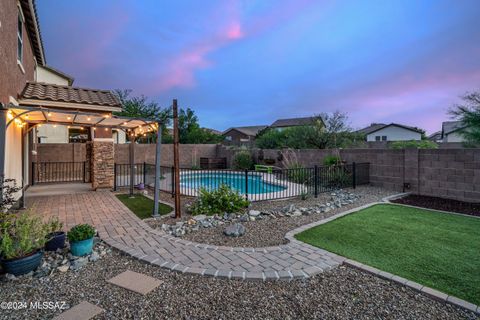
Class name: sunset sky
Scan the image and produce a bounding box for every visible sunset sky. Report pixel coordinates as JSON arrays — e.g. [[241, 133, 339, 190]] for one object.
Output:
[[37, 0, 480, 134]]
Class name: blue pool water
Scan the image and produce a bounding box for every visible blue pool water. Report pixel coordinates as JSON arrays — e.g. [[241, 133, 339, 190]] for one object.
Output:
[[180, 172, 286, 194]]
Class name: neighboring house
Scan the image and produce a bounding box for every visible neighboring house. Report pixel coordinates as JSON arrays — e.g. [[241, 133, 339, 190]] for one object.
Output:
[[441, 121, 467, 143], [222, 125, 268, 145], [356, 123, 423, 142], [270, 116, 322, 131], [428, 131, 443, 143]]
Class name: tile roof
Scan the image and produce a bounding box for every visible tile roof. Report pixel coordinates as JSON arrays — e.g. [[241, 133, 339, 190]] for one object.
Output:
[[21, 82, 121, 108], [223, 125, 268, 136], [270, 116, 319, 127]]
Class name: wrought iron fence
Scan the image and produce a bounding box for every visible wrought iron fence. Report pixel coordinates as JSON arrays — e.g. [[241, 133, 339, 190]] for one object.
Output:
[[32, 162, 87, 185], [114, 162, 370, 201]]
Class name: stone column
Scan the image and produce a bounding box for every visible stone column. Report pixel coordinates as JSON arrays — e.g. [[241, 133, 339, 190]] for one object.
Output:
[[91, 139, 114, 189]]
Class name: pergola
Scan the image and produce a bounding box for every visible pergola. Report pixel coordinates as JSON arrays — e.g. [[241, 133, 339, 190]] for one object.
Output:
[[1, 103, 164, 217]]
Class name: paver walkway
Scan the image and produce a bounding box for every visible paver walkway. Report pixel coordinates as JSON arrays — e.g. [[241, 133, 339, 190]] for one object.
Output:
[[30, 191, 344, 280]]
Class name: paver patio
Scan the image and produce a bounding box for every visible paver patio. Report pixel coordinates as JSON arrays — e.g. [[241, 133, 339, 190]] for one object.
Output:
[[29, 190, 343, 280]]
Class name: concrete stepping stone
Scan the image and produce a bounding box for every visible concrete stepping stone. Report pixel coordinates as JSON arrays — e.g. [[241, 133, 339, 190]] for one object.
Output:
[[107, 270, 163, 295], [53, 301, 103, 320]]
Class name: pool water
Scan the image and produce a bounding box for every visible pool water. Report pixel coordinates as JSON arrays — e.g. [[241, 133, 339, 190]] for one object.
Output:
[[180, 172, 286, 194]]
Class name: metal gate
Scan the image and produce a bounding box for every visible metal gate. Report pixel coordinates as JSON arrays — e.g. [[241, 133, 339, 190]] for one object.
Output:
[[31, 162, 88, 184]]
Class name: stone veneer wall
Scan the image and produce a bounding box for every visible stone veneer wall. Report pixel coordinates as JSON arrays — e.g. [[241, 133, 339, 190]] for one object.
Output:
[[91, 140, 114, 189]]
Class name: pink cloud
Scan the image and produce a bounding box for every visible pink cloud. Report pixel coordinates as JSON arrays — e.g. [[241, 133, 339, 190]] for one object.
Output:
[[227, 22, 243, 40]]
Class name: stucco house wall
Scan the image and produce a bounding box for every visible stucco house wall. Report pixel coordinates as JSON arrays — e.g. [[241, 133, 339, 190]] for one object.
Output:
[[1, 0, 37, 186], [366, 126, 421, 142], [444, 131, 464, 143]]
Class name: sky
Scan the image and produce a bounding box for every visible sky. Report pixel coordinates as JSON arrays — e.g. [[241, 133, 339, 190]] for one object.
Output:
[[37, 0, 480, 134]]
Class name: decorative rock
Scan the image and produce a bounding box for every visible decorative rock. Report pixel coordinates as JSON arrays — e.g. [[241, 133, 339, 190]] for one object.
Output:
[[70, 257, 88, 271], [89, 252, 100, 262], [223, 223, 246, 237], [249, 210, 261, 217], [239, 214, 249, 222], [5, 273, 17, 281], [57, 265, 69, 273], [193, 215, 207, 221]]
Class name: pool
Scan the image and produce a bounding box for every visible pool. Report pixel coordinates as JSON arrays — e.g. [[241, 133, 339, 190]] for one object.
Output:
[[180, 171, 287, 194]]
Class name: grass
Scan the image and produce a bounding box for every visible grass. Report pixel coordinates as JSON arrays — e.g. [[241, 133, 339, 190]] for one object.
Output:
[[295, 204, 480, 305], [116, 194, 173, 219]]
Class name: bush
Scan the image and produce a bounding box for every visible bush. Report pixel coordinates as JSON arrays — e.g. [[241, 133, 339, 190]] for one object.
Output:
[[233, 151, 253, 170], [67, 224, 95, 243], [389, 140, 438, 149], [323, 155, 341, 166], [189, 184, 249, 216], [286, 162, 311, 184], [320, 166, 352, 188], [0, 210, 50, 260]]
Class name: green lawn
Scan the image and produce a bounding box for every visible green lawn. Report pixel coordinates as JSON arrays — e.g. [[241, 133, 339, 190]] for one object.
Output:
[[116, 194, 173, 219], [296, 204, 480, 305]]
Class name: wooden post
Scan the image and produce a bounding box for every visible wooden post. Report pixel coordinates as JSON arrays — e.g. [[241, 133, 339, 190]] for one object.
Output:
[[153, 122, 162, 217], [173, 99, 181, 218]]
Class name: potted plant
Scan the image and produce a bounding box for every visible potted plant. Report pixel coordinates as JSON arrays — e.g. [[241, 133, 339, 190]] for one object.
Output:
[[0, 211, 49, 276], [67, 224, 96, 256], [45, 217, 65, 251]]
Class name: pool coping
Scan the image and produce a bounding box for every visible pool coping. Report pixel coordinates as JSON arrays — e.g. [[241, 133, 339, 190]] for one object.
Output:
[[285, 197, 480, 315]]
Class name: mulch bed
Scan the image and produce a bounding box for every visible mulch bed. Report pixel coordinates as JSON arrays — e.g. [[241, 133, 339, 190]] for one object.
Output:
[[392, 194, 480, 217]]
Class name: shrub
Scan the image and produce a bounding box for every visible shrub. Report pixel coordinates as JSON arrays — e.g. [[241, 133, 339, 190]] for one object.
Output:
[[1, 178, 21, 213], [323, 155, 341, 166], [0, 210, 50, 260], [67, 224, 96, 243], [233, 151, 253, 170], [189, 184, 249, 216], [286, 162, 311, 184], [47, 217, 63, 234], [320, 166, 352, 188], [389, 140, 438, 149]]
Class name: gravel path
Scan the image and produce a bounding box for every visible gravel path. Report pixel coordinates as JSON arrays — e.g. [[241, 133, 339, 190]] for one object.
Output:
[[0, 248, 475, 320], [181, 186, 395, 247]]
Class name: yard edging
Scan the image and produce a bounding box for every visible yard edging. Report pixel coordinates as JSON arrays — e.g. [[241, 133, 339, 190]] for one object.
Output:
[[286, 197, 480, 315]]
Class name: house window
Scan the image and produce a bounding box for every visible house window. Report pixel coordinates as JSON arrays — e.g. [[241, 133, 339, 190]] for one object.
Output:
[[375, 136, 381, 141], [225, 136, 232, 141], [17, 9, 23, 63], [382, 136, 387, 141]]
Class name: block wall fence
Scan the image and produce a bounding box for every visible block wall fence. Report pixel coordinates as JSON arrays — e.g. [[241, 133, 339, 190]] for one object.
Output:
[[34, 143, 480, 203]]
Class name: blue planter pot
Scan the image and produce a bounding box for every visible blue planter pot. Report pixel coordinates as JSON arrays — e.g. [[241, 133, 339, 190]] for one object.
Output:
[[70, 237, 94, 256], [45, 232, 66, 251], [1, 251, 44, 276]]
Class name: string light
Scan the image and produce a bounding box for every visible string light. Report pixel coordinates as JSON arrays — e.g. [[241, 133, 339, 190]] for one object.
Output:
[[7, 111, 13, 120], [37, 124, 42, 128], [67, 116, 71, 120], [104, 114, 110, 118], [104, 128, 108, 131], [47, 112, 52, 117], [87, 117, 91, 121]]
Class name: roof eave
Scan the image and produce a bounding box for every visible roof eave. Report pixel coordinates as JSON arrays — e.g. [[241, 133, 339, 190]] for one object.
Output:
[[18, 98, 122, 112]]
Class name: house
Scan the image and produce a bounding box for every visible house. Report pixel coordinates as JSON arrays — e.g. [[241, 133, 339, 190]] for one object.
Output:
[[356, 123, 423, 142], [0, 0, 157, 201], [222, 125, 268, 145], [428, 131, 443, 143], [270, 116, 322, 131], [441, 121, 467, 143]]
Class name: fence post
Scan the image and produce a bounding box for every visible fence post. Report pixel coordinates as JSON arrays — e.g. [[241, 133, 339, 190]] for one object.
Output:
[[113, 164, 117, 191], [171, 166, 175, 198], [314, 165, 318, 198], [31, 162, 35, 186], [245, 169, 249, 201], [143, 162, 147, 185], [352, 162, 356, 189]]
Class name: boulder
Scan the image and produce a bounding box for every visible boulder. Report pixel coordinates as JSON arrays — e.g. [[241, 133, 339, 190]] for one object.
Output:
[[223, 223, 246, 237], [249, 210, 261, 217]]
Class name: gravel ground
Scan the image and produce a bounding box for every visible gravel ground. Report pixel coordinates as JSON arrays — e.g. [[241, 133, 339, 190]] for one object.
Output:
[[180, 186, 395, 247], [0, 248, 476, 320], [392, 194, 480, 217]]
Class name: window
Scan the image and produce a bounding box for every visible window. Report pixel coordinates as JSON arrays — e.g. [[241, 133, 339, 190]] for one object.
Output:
[[69, 128, 91, 143], [375, 136, 381, 141], [225, 136, 232, 141], [382, 136, 387, 141], [17, 8, 23, 63]]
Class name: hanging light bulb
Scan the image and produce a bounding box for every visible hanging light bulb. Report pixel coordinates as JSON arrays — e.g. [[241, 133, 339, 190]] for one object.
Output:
[[67, 116, 71, 120], [104, 128, 108, 131], [47, 112, 52, 117], [87, 117, 91, 121]]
